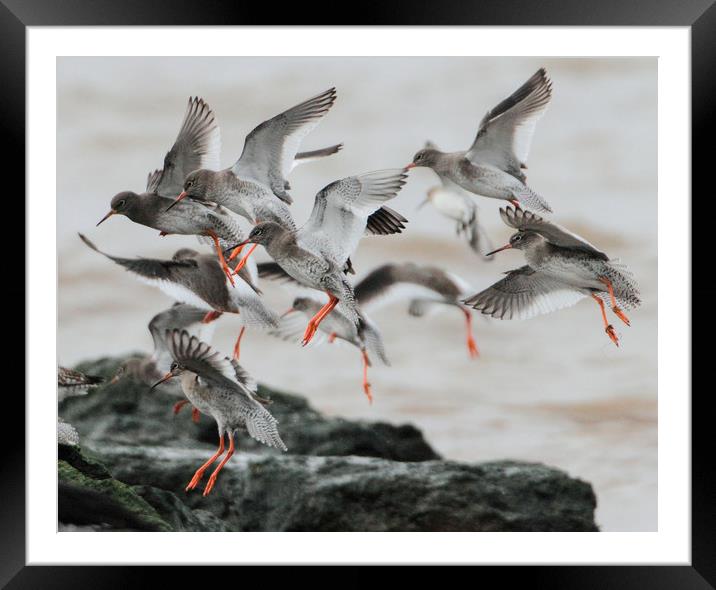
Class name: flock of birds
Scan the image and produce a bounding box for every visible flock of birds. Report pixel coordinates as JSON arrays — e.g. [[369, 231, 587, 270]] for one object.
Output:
[[60, 67, 641, 497]]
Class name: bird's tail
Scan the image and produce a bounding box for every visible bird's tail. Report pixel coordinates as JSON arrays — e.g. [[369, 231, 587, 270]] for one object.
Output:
[[292, 144, 343, 169], [358, 314, 390, 366], [239, 301, 280, 329], [512, 184, 553, 214], [465, 210, 495, 259], [599, 261, 642, 310]]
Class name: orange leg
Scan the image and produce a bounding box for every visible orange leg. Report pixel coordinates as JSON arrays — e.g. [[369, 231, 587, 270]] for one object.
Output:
[[233, 326, 246, 360], [173, 399, 189, 415], [361, 350, 373, 404], [191, 408, 200, 423], [202, 310, 223, 324], [328, 332, 337, 344], [227, 244, 244, 262], [592, 294, 619, 347], [186, 434, 225, 492], [509, 199, 522, 209], [599, 278, 630, 326], [302, 295, 339, 346], [462, 309, 479, 359], [208, 231, 235, 287], [203, 434, 236, 496], [232, 244, 258, 275]]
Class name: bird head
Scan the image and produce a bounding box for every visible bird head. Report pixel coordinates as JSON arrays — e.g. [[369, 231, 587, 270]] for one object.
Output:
[[149, 361, 185, 391], [407, 147, 441, 170], [97, 191, 138, 226], [165, 169, 214, 211], [486, 231, 542, 256]]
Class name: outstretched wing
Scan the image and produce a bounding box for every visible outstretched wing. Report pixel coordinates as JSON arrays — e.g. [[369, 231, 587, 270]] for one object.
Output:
[[499, 206, 608, 259], [155, 97, 221, 197], [463, 265, 586, 320], [79, 233, 198, 281], [165, 330, 253, 391], [58, 367, 104, 390], [300, 169, 408, 266], [232, 88, 337, 202], [79, 233, 197, 280], [365, 206, 409, 236], [166, 330, 286, 450], [148, 303, 208, 366], [354, 263, 468, 310], [466, 68, 552, 179]]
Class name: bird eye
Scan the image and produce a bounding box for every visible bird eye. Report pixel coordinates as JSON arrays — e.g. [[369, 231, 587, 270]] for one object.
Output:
[[118, 199, 126, 208], [170, 362, 178, 370], [514, 235, 522, 242]]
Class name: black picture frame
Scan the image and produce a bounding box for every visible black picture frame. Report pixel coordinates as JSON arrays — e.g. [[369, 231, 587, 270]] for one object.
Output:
[[7, 0, 704, 585]]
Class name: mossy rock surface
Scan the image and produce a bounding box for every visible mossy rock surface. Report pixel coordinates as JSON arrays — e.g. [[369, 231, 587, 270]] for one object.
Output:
[[58, 446, 172, 532]]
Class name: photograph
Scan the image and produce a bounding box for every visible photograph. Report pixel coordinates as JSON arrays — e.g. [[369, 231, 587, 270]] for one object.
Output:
[[55, 55, 657, 534]]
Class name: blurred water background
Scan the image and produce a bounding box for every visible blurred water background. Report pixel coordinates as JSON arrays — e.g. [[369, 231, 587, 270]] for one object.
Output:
[[57, 57, 657, 531]]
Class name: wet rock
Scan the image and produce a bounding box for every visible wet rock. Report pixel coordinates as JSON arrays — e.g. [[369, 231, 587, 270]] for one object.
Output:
[[92, 444, 597, 532], [63, 354, 440, 461], [58, 354, 599, 532]]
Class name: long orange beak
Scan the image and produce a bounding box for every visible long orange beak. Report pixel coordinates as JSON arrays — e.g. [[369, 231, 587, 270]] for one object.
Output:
[[485, 244, 513, 257], [165, 191, 188, 212], [96, 210, 116, 226], [232, 244, 258, 275], [149, 372, 174, 391], [405, 162, 416, 169]]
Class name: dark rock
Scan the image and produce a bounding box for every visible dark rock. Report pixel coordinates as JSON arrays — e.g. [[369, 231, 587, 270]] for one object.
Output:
[[62, 354, 440, 462], [59, 354, 599, 532], [92, 444, 598, 532], [133, 486, 231, 532], [58, 444, 172, 532]]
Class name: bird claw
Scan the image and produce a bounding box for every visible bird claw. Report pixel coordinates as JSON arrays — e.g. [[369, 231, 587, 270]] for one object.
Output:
[[302, 323, 317, 346], [613, 307, 631, 327], [363, 382, 373, 404], [467, 336, 480, 359], [185, 472, 203, 492], [605, 325, 620, 347], [202, 476, 217, 496]]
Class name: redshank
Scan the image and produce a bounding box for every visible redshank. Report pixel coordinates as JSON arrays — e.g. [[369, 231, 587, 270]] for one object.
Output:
[[271, 295, 390, 402], [416, 144, 494, 258], [151, 329, 286, 496], [463, 206, 641, 346], [354, 262, 481, 358], [79, 234, 277, 358], [407, 68, 553, 213], [96, 97, 243, 283], [232, 169, 408, 345], [58, 366, 104, 446], [165, 87, 339, 222], [168, 88, 408, 270], [262, 258, 479, 358], [111, 303, 216, 422]]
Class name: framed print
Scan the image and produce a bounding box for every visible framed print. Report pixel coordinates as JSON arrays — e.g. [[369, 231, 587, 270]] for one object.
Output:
[[8, 0, 705, 584]]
